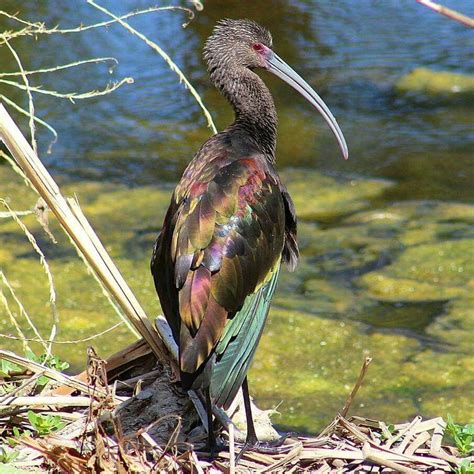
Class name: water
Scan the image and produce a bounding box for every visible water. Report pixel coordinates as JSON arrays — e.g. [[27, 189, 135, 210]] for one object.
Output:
[[1, 0, 473, 195], [0, 0, 473, 431]]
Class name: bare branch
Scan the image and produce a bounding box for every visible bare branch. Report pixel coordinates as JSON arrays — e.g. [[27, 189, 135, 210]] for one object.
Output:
[[3, 39, 37, 153], [0, 57, 118, 77], [0, 77, 134, 103], [416, 0, 474, 28]]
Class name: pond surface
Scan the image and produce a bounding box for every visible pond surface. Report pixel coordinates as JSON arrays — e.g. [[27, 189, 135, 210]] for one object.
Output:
[[0, 0, 473, 432]]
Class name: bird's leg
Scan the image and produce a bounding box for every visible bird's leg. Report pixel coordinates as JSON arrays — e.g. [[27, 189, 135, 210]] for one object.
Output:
[[205, 386, 218, 457], [236, 378, 296, 463], [235, 377, 258, 463], [242, 377, 258, 445]]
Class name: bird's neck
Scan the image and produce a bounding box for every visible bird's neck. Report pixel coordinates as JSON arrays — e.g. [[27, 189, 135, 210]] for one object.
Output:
[[212, 66, 278, 159]]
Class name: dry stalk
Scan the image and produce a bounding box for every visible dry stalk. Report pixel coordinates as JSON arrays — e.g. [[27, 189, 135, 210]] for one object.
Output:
[[0, 7, 195, 40], [0, 104, 166, 355], [340, 356, 372, 418], [0, 151, 32, 186], [2, 38, 37, 153], [0, 271, 48, 353], [0, 96, 58, 147], [0, 321, 123, 345], [0, 76, 134, 102], [0, 286, 31, 353], [0, 350, 111, 398], [0, 57, 118, 77], [362, 442, 419, 474], [416, 0, 474, 28], [0, 395, 107, 408], [0, 198, 59, 354]]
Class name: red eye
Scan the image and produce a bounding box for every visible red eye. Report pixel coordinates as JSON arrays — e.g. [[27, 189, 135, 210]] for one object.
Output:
[[252, 43, 265, 53]]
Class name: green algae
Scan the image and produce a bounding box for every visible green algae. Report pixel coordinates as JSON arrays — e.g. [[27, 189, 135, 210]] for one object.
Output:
[[281, 169, 392, 222], [1, 163, 473, 432], [251, 305, 473, 431], [396, 67, 474, 96], [0, 166, 163, 369], [358, 273, 467, 302], [358, 240, 473, 302]]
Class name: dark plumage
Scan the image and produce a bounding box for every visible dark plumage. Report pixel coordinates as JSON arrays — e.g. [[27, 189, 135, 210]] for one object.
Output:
[[151, 18, 347, 452]]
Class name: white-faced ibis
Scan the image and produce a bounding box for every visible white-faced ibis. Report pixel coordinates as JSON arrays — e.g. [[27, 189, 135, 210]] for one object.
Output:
[[151, 19, 348, 453]]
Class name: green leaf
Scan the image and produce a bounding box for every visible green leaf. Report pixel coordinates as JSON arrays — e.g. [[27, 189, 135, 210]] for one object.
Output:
[[0, 446, 20, 464], [27, 410, 65, 436], [0, 360, 22, 377]]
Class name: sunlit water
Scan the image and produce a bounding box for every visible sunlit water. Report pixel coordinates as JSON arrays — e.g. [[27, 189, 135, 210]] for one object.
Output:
[[0, 0, 473, 431]]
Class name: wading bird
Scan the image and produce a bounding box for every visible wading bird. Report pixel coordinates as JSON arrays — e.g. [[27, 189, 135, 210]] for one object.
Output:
[[151, 19, 348, 452]]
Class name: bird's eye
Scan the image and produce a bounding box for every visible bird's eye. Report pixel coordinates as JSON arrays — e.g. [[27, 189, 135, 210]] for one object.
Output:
[[252, 43, 265, 53]]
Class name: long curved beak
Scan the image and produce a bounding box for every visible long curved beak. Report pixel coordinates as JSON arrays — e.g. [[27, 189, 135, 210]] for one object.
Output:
[[266, 51, 349, 160]]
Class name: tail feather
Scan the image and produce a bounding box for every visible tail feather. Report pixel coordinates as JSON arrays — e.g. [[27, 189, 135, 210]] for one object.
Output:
[[210, 266, 280, 409]]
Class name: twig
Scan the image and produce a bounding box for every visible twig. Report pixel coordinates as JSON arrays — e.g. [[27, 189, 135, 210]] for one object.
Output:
[[85, 0, 217, 134], [0, 287, 31, 353], [1, 199, 59, 355], [0, 57, 118, 77], [229, 422, 236, 474], [340, 357, 372, 418], [0, 321, 123, 344], [0, 77, 134, 103], [3, 39, 37, 153], [0, 104, 167, 357], [416, 0, 474, 28], [0, 97, 58, 149], [0, 271, 49, 353]]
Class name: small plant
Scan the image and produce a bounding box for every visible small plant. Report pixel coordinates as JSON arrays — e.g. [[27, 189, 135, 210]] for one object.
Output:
[[446, 415, 474, 456], [0, 359, 23, 378], [10, 426, 32, 442], [379, 423, 398, 441], [27, 410, 65, 436], [0, 445, 20, 464], [26, 351, 70, 371], [26, 351, 70, 388], [454, 458, 474, 474]]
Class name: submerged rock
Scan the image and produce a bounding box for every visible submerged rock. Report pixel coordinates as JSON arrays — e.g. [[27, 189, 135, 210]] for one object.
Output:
[[282, 169, 392, 222], [358, 239, 473, 302], [395, 67, 474, 96]]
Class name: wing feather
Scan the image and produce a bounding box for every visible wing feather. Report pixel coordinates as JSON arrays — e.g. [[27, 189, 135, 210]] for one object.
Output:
[[211, 267, 280, 408], [152, 145, 292, 401]]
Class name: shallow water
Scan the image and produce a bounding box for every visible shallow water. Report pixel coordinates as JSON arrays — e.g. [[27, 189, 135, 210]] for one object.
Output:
[[0, 1, 473, 431]]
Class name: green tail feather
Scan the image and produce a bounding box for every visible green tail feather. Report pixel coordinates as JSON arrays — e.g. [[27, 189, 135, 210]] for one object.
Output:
[[210, 266, 280, 409]]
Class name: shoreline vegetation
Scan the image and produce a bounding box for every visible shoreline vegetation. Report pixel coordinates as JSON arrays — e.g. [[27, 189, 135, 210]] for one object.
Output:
[[1, 3, 473, 472], [0, 342, 469, 472]]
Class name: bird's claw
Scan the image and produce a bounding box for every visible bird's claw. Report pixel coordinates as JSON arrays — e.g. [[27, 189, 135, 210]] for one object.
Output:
[[200, 438, 227, 459], [235, 434, 296, 462]]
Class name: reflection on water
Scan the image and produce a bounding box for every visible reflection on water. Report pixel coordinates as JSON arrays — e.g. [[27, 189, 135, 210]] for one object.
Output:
[[0, 0, 473, 431]]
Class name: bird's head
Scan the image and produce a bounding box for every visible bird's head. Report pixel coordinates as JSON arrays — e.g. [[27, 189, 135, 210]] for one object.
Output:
[[204, 19, 348, 160], [204, 19, 273, 70]]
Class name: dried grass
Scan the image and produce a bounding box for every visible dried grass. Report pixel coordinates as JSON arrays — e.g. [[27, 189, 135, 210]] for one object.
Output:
[[0, 344, 468, 473]]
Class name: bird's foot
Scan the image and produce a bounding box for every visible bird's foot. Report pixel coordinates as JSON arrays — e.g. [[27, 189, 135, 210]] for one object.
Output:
[[235, 433, 296, 463], [199, 438, 227, 459]]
